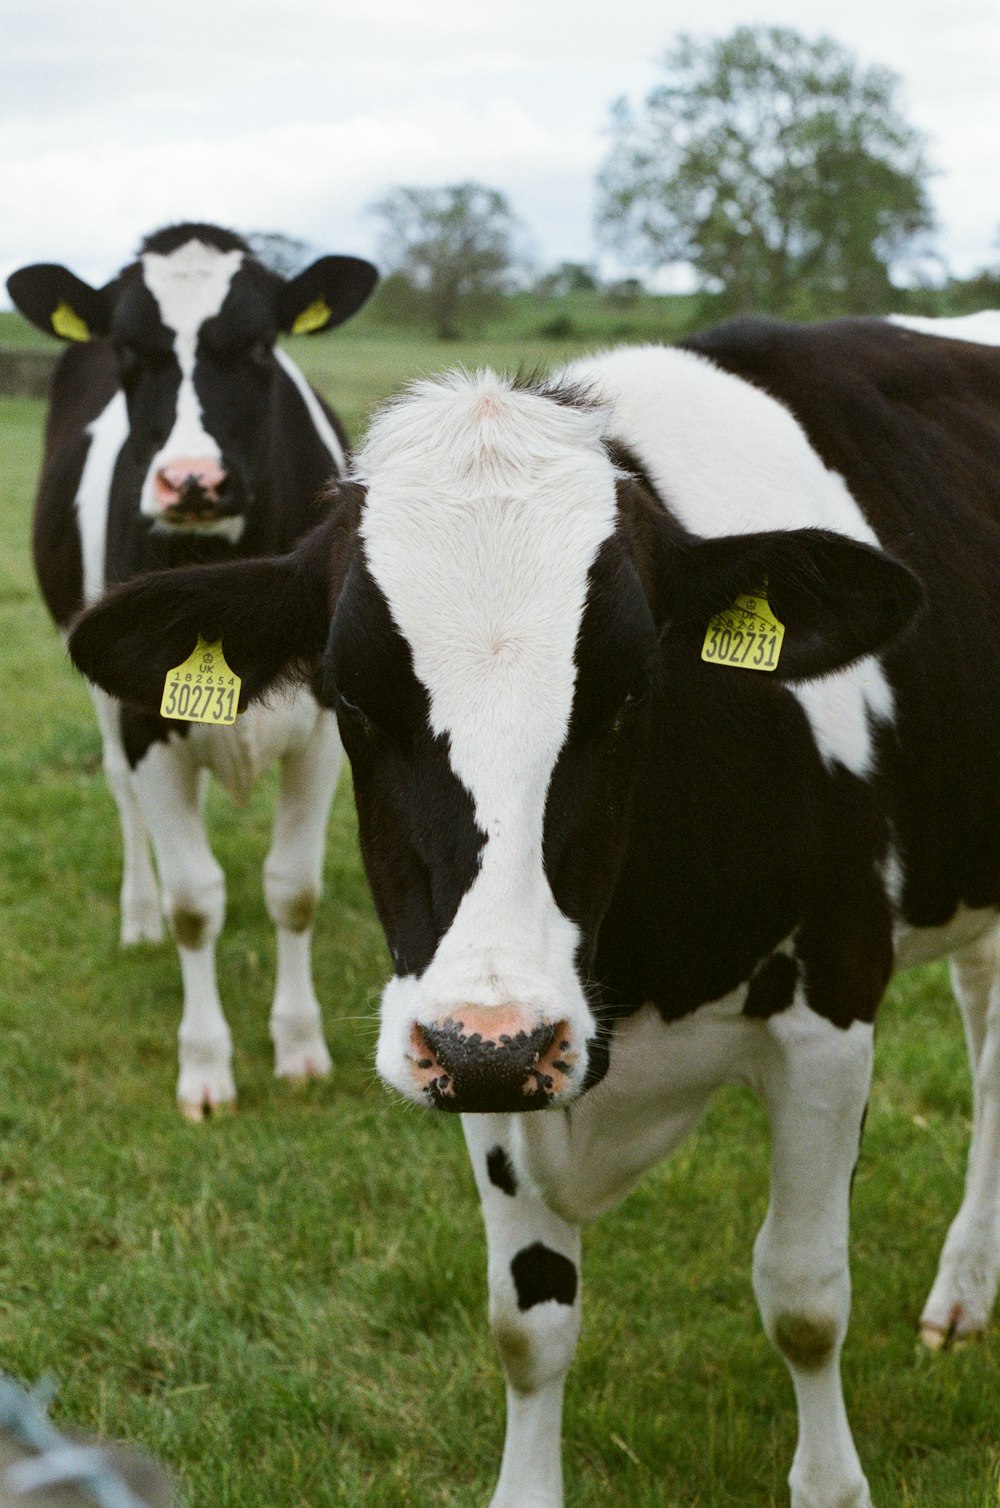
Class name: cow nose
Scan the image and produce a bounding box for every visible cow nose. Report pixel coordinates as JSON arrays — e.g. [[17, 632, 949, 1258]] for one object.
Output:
[[408, 1007, 578, 1113], [154, 457, 227, 510]]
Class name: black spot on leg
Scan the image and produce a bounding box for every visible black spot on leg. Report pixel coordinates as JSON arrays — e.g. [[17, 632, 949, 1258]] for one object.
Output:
[[486, 1145, 517, 1196], [511, 1243, 578, 1310], [774, 1311, 838, 1370], [743, 952, 799, 1020]]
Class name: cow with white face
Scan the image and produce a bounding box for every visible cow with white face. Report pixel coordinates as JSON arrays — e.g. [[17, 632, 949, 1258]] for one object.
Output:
[[9, 223, 377, 1118], [70, 316, 1000, 1505]]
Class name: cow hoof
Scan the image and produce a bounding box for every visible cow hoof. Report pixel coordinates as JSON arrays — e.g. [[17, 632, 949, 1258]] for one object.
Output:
[[120, 906, 164, 946], [177, 1047, 236, 1122], [274, 1040, 333, 1083], [178, 1094, 236, 1124], [919, 1317, 977, 1352], [271, 1014, 332, 1082]]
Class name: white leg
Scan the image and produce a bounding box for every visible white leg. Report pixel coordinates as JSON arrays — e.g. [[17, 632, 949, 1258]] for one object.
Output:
[[132, 739, 233, 1118], [265, 710, 343, 1080], [463, 1114, 581, 1508], [921, 930, 1000, 1345], [752, 1001, 874, 1508], [88, 685, 162, 945], [462, 1007, 734, 1507]]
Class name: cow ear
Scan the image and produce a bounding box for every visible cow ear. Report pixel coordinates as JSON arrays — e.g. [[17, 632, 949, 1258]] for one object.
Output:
[[278, 255, 379, 335], [657, 526, 923, 681], [68, 515, 344, 714], [6, 264, 111, 341]]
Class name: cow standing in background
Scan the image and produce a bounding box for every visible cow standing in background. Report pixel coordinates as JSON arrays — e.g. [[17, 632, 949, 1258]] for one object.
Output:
[[69, 317, 1000, 1505], [8, 224, 377, 1118]]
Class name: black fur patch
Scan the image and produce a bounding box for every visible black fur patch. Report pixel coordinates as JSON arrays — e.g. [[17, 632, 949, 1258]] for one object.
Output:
[[486, 1146, 518, 1196], [121, 705, 187, 768], [510, 1243, 578, 1310], [140, 222, 252, 257], [743, 952, 799, 1020]]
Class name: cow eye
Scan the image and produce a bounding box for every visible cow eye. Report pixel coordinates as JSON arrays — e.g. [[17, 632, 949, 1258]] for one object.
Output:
[[114, 344, 140, 380], [336, 691, 374, 733], [249, 340, 273, 366], [609, 680, 650, 736], [115, 342, 171, 377]]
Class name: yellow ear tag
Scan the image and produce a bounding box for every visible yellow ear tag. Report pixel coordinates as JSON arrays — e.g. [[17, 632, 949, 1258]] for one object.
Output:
[[51, 301, 90, 341], [160, 637, 242, 725], [291, 297, 331, 335], [701, 589, 785, 672]]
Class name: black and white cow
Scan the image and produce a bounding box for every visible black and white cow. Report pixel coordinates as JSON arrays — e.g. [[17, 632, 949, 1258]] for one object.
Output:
[[8, 223, 377, 1118], [68, 317, 1000, 1506]]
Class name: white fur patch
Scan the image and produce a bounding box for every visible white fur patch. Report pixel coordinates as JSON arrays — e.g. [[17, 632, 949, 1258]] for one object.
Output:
[[889, 311, 1000, 346], [565, 345, 896, 777], [179, 685, 320, 806], [357, 371, 618, 1095], [138, 241, 244, 520], [76, 390, 129, 605], [274, 348, 346, 474]]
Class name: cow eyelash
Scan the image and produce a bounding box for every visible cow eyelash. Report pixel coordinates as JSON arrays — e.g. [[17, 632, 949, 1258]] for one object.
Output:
[[114, 343, 170, 375], [609, 685, 649, 736], [336, 692, 374, 732]]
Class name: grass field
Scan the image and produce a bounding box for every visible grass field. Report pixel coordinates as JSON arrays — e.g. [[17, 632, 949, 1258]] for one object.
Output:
[[0, 324, 997, 1507]]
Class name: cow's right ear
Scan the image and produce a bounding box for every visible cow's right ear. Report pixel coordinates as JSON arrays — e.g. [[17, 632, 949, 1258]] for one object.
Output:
[[278, 256, 379, 335], [6, 264, 112, 342], [68, 514, 345, 714]]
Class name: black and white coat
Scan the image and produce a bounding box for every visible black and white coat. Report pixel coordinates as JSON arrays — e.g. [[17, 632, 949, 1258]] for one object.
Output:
[[10, 224, 377, 1116], [70, 315, 1000, 1506]]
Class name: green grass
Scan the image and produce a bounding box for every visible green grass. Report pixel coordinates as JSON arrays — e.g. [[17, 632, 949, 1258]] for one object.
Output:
[[0, 327, 997, 1508]]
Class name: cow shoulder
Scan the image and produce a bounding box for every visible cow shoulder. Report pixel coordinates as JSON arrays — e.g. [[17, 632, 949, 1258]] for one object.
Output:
[[32, 343, 124, 627]]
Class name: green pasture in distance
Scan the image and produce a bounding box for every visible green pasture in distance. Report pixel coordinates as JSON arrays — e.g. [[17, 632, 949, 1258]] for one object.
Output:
[[0, 337, 997, 1507]]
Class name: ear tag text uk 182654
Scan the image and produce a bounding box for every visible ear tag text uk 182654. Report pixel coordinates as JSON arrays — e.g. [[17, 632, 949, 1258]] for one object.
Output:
[[701, 589, 785, 672], [160, 637, 242, 725]]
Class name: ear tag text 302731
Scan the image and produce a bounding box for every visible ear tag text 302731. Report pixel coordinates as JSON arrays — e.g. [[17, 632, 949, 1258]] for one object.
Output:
[[701, 590, 785, 672], [160, 637, 242, 725]]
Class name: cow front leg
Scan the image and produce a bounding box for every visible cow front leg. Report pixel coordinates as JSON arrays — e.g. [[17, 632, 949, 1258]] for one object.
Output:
[[132, 741, 233, 1118], [89, 686, 162, 945], [265, 710, 343, 1081], [463, 1114, 581, 1508], [753, 1002, 874, 1508], [921, 932, 1000, 1345]]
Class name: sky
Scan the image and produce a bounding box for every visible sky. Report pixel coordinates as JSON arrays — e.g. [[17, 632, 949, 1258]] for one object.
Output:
[[2, 0, 998, 302]]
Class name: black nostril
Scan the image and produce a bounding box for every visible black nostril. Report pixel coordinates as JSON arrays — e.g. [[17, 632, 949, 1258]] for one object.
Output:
[[418, 1019, 559, 1113]]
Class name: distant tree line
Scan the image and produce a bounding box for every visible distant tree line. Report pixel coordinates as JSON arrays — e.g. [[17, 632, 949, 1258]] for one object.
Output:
[[258, 26, 1000, 340]]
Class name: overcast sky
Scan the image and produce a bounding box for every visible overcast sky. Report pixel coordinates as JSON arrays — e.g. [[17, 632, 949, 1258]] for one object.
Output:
[[2, 0, 998, 302]]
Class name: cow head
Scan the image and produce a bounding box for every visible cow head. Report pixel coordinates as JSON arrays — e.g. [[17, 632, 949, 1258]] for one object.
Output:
[[67, 370, 921, 1113], [8, 223, 377, 541]]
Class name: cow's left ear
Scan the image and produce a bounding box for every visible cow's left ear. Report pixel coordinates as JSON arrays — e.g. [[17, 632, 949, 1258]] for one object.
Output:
[[658, 526, 923, 680], [67, 504, 355, 714], [6, 263, 112, 341], [278, 256, 379, 335]]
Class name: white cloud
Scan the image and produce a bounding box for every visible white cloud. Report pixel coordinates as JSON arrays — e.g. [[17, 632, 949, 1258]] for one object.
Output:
[[2, 0, 998, 298]]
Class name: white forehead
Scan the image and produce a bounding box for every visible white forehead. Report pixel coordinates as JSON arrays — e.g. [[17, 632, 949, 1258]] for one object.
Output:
[[140, 241, 244, 336], [355, 371, 619, 794]]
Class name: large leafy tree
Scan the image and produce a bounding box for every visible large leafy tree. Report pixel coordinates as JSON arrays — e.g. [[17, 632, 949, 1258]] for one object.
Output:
[[370, 181, 524, 338], [597, 27, 934, 316]]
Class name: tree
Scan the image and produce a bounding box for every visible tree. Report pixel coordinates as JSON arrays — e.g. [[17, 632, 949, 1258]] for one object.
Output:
[[246, 232, 315, 278], [369, 182, 524, 338], [535, 262, 601, 297], [597, 27, 934, 317]]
